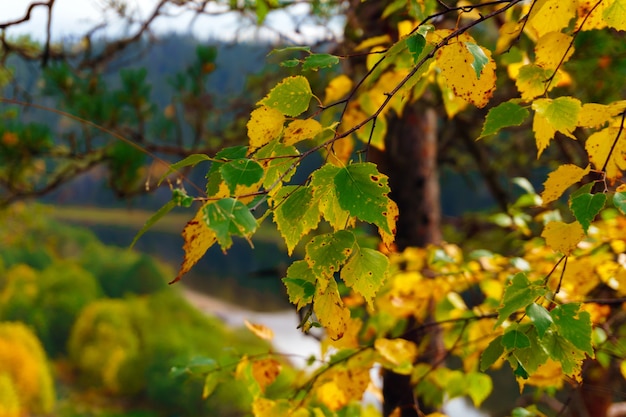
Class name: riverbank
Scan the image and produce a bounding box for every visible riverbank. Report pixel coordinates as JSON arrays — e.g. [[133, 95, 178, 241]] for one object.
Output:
[[181, 286, 320, 368]]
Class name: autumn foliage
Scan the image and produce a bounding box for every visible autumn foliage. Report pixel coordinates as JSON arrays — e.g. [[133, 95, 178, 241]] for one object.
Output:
[[133, 0, 626, 415]]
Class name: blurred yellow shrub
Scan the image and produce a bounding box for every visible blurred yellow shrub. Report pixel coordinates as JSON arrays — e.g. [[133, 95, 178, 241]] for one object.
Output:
[[0, 321, 55, 415]]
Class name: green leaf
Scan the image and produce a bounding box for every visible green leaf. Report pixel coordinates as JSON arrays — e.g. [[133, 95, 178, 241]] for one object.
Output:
[[158, 154, 211, 186], [258, 76, 313, 117], [480, 335, 504, 371], [305, 230, 356, 290], [334, 162, 393, 233], [541, 329, 585, 376], [526, 303, 553, 338], [130, 200, 177, 248], [511, 325, 549, 375], [206, 146, 248, 196], [479, 101, 529, 138], [269, 46, 311, 55], [340, 247, 389, 308], [466, 42, 489, 79], [282, 260, 316, 309], [255, 139, 299, 190], [280, 59, 301, 68], [219, 158, 264, 193], [310, 164, 353, 231], [570, 192, 606, 233], [272, 186, 322, 255], [502, 329, 531, 349], [495, 273, 546, 327], [465, 372, 492, 407], [551, 303, 594, 356], [407, 33, 426, 63], [203, 198, 258, 251], [614, 192, 626, 215], [202, 372, 219, 399], [302, 54, 339, 71]]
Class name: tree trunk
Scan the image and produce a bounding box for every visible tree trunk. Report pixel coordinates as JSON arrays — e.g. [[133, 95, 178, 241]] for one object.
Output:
[[375, 103, 442, 417], [341, 2, 442, 415]]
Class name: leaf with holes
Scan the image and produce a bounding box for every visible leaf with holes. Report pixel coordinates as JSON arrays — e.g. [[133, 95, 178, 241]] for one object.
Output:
[[334, 162, 394, 234]]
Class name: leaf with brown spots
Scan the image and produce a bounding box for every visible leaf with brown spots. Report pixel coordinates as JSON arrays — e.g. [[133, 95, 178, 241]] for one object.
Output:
[[341, 246, 389, 308], [172, 204, 217, 283], [313, 277, 350, 341], [305, 230, 356, 291], [434, 30, 496, 108]]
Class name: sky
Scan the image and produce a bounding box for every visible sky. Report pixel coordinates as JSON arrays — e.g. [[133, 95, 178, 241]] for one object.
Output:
[[3, 0, 344, 44]]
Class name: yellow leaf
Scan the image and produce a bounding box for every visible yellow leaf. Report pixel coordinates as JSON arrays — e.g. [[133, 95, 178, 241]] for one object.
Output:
[[435, 30, 496, 108], [576, 0, 608, 30], [251, 358, 282, 392], [535, 32, 574, 69], [252, 398, 276, 417], [398, 20, 416, 38], [603, 0, 626, 31], [283, 119, 323, 146], [528, 0, 577, 37], [355, 35, 392, 51], [314, 279, 350, 341], [172, 205, 216, 283], [244, 320, 275, 341], [316, 367, 371, 411], [374, 338, 418, 370], [367, 46, 386, 72], [532, 97, 581, 157], [540, 164, 590, 205], [327, 136, 355, 166], [521, 359, 564, 390], [378, 199, 398, 249], [324, 317, 362, 351], [437, 72, 469, 119], [247, 106, 285, 152], [317, 381, 347, 411], [578, 103, 613, 128], [324, 75, 353, 105], [496, 21, 524, 54], [514, 64, 561, 101], [541, 221, 585, 254], [586, 125, 626, 182]]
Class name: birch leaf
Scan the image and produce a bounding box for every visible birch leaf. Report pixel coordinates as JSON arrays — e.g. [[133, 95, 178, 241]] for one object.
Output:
[[541, 164, 590, 205], [541, 221, 585, 255]]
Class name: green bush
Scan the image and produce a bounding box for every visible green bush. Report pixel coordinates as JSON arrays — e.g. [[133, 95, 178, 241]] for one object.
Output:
[[78, 245, 168, 298], [0, 262, 101, 356]]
